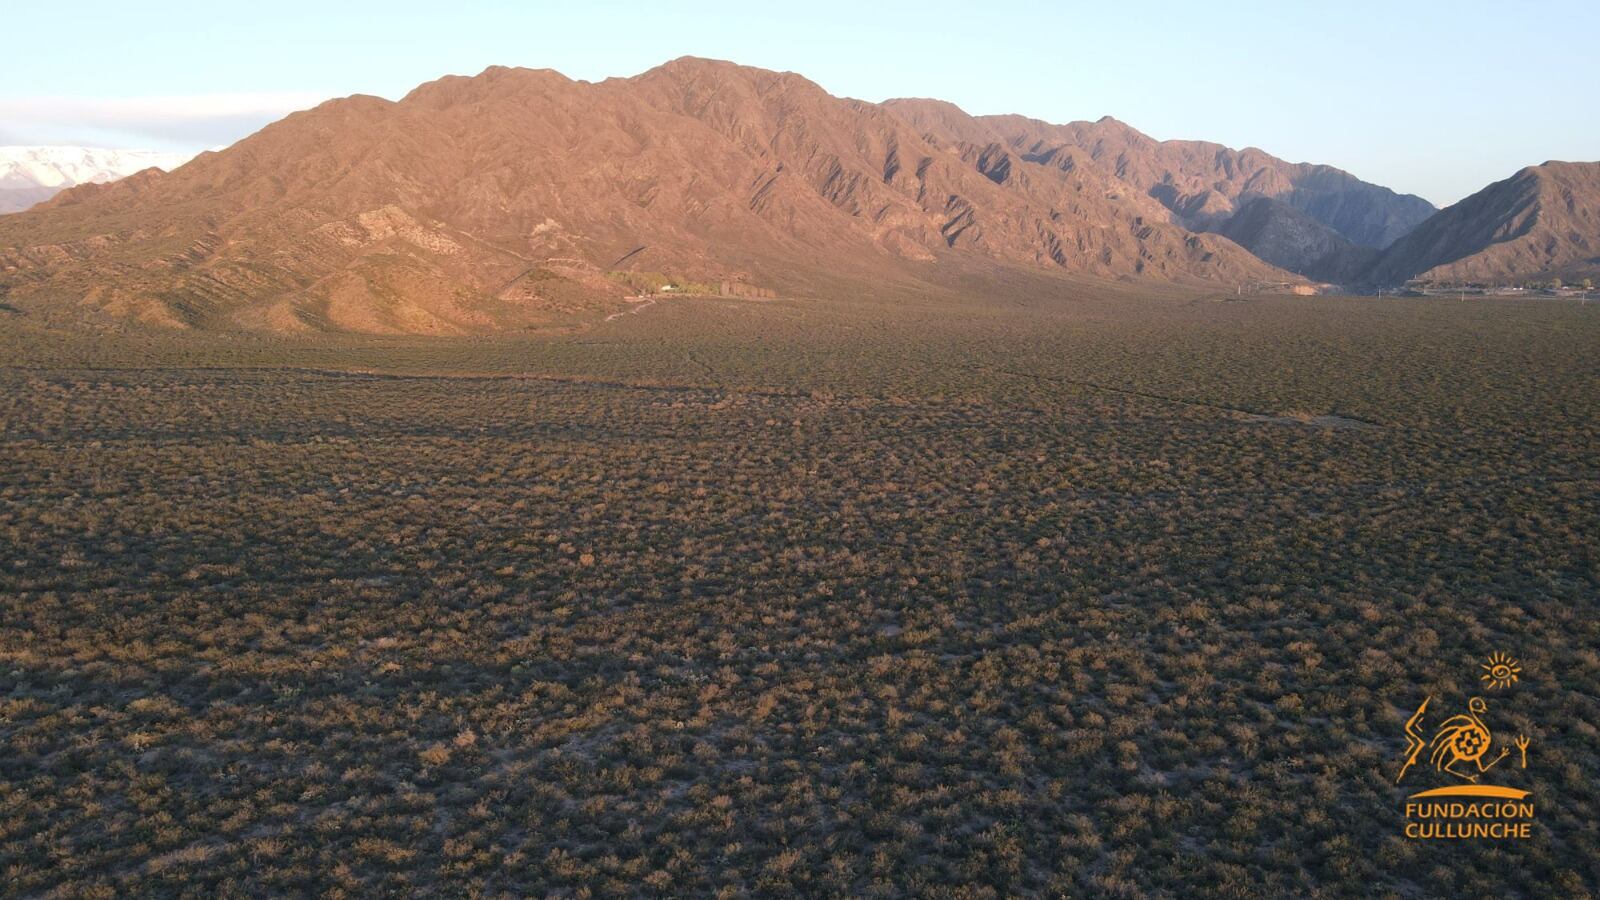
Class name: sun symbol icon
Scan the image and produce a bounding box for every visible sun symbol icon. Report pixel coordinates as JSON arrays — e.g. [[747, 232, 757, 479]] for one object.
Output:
[[1480, 652, 1522, 690]]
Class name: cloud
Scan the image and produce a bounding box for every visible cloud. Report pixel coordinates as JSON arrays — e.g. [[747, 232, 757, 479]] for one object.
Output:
[[0, 92, 333, 151]]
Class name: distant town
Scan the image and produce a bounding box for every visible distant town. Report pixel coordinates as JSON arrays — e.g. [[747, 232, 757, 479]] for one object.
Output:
[[1392, 277, 1594, 299]]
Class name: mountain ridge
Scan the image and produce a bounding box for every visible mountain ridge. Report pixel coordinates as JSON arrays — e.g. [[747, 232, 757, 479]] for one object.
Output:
[[1367, 160, 1600, 285], [884, 100, 1437, 250], [0, 58, 1296, 334]]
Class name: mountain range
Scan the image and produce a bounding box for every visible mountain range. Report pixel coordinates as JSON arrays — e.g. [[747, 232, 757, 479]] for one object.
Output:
[[0, 146, 194, 214], [880, 99, 1440, 284], [0, 59, 1594, 334]]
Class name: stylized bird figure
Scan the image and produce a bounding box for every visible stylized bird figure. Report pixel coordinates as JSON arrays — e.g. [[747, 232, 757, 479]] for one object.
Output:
[[1428, 696, 1509, 782]]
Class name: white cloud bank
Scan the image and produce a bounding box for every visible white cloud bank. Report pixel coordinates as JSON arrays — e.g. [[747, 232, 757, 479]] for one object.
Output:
[[0, 92, 334, 152]]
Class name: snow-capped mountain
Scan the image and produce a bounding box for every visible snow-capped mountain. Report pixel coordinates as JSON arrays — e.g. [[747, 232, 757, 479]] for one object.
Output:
[[0, 146, 195, 213]]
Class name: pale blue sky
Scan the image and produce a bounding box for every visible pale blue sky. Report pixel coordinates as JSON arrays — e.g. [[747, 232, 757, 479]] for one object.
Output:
[[2, 0, 1594, 206]]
